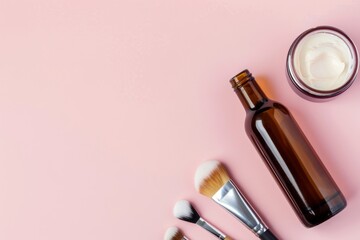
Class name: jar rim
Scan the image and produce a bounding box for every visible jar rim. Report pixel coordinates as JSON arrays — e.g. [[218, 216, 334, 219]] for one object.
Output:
[[287, 26, 359, 99]]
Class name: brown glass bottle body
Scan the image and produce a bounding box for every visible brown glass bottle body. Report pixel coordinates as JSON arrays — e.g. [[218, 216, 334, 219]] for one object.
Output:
[[231, 70, 346, 227]]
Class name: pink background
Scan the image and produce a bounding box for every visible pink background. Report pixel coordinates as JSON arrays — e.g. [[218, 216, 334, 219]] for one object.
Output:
[[0, 0, 360, 239]]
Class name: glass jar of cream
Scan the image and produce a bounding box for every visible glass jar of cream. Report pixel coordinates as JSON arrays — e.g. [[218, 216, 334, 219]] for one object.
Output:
[[287, 26, 359, 99]]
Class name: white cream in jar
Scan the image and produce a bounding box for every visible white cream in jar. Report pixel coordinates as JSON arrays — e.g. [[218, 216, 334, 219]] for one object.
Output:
[[287, 26, 359, 99]]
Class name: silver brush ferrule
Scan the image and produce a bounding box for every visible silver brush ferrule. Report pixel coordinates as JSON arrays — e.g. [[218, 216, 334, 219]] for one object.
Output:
[[182, 237, 189, 240], [196, 217, 226, 240], [212, 180, 268, 236]]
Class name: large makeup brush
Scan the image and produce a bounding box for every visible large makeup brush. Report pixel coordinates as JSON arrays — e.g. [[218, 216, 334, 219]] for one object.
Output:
[[164, 226, 190, 240], [194, 160, 278, 240], [173, 199, 232, 240]]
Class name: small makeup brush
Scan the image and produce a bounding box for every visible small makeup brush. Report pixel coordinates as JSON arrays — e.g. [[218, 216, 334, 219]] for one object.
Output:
[[173, 199, 232, 240], [164, 226, 190, 240], [194, 160, 278, 240]]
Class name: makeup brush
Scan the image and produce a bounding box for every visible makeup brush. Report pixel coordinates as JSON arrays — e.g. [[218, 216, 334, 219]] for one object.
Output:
[[164, 226, 190, 240], [194, 160, 278, 240], [173, 199, 232, 240]]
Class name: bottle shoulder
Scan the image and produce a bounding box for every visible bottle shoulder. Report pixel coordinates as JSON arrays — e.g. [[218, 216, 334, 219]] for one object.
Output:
[[247, 100, 289, 116], [245, 100, 291, 127]]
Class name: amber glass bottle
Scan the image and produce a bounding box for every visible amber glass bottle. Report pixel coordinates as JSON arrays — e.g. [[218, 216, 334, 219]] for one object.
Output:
[[230, 69, 347, 227]]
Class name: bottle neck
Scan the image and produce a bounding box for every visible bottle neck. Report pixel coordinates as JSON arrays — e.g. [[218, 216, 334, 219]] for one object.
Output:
[[230, 70, 268, 111]]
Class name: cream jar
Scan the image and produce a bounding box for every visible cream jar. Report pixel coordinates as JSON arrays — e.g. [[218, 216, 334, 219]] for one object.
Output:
[[287, 26, 359, 99]]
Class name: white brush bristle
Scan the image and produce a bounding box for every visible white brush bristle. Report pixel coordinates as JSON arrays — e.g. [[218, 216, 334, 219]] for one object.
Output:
[[173, 200, 193, 219], [164, 226, 182, 240], [194, 160, 220, 191], [194, 160, 230, 198]]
